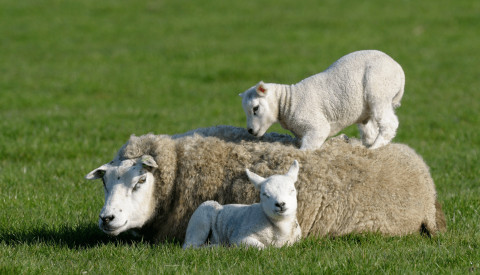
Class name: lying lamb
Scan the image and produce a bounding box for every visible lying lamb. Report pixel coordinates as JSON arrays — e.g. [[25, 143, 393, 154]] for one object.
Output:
[[239, 50, 405, 150], [183, 160, 302, 249], [85, 126, 446, 243]]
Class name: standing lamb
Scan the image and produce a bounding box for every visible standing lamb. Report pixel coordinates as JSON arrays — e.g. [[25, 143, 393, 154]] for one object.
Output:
[[239, 50, 405, 150], [183, 160, 302, 249], [85, 126, 446, 243]]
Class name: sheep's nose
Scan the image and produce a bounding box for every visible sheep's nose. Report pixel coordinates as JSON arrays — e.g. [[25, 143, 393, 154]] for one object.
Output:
[[248, 128, 254, 135], [100, 214, 115, 224], [275, 202, 286, 208]]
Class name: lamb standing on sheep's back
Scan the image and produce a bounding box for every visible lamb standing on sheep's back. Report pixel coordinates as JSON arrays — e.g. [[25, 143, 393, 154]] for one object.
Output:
[[239, 50, 405, 150], [85, 126, 446, 242]]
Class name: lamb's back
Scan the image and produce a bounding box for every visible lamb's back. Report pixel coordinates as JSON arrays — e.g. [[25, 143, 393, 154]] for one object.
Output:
[[213, 203, 267, 244]]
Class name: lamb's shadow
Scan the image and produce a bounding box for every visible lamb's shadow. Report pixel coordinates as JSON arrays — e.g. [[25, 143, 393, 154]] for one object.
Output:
[[173, 125, 300, 146], [0, 223, 172, 249]]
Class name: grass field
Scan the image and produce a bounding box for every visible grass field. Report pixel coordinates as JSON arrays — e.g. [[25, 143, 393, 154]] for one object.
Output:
[[1, 0, 479, 273]]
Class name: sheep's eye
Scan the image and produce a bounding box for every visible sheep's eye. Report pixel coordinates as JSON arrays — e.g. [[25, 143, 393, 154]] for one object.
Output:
[[262, 192, 270, 198], [137, 176, 146, 184], [253, 106, 259, 115], [133, 176, 146, 191]]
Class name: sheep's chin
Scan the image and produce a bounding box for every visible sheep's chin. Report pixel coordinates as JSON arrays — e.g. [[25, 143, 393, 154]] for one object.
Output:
[[101, 220, 128, 236]]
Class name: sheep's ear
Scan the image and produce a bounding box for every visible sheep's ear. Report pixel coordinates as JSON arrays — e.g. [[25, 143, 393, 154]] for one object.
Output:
[[85, 164, 108, 180], [245, 169, 265, 190], [141, 155, 158, 171], [239, 92, 244, 98], [286, 160, 299, 182], [255, 81, 269, 97]]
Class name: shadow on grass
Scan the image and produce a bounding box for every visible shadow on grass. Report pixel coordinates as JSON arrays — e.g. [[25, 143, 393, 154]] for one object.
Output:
[[0, 223, 177, 249]]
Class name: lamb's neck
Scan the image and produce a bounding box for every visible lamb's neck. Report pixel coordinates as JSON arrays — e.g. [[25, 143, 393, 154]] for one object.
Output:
[[267, 213, 297, 234], [274, 84, 294, 127]]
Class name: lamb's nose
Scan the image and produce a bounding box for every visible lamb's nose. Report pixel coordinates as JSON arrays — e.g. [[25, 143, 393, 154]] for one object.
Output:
[[100, 214, 115, 224], [248, 129, 254, 135], [275, 202, 286, 209]]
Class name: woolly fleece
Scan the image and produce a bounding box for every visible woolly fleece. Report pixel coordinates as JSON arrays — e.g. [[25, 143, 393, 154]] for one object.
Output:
[[111, 126, 445, 242]]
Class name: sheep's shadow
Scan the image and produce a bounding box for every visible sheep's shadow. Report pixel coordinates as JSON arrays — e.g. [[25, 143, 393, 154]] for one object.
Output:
[[0, 223, 175, 249]]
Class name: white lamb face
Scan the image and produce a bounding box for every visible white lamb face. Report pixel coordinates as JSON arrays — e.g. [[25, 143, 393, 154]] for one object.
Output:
[[85, 155, 158, 236], [246, 160, 299, 220], [260, 176, 298, 219], [240, 81, 277, 137]]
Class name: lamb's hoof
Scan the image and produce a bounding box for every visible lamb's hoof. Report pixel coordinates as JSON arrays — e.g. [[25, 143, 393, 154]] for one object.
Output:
[[369, 142, 387, 150], [369, 136, 390, 149], [339, 134, 350, 143]]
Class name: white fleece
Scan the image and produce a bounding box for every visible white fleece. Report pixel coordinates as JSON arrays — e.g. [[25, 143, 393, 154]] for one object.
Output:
[[183, 161, 302, 249], [240, 50, 405, 150]]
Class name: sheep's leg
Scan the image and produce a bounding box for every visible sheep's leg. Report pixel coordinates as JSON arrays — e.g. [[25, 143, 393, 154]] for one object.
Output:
[[358, 119, 378, 147], [370, 106, 398, 149], [299, 125, 330, 151]]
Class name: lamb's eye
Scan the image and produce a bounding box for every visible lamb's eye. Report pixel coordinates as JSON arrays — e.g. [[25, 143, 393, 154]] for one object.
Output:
[[253, 106, 259, 115], [262, 192, 270, 198]]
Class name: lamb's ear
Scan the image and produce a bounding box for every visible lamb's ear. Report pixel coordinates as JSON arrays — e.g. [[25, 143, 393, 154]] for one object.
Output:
[[245, 169, 265, 190], [255, 81, 269, 97], [85, 164, 108, 180], [286, 160, 299, 182], [141, 155, 158, 171], [238, 92, 244, 98]]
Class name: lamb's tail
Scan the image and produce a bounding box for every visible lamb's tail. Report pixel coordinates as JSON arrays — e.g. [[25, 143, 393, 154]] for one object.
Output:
[[392, 73, 405, 109]]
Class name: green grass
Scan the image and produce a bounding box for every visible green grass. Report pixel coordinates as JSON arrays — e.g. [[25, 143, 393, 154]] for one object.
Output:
[[1, 0, 479, 273]]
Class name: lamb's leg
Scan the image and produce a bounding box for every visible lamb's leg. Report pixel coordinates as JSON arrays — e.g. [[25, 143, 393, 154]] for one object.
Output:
[[299, 125, 330, 151], [182, 202, 219, 249], [358, 119, 378, 147], [363, 62, 401, 150], [237, 237, 266, 249], [369, 106, 399, 149]]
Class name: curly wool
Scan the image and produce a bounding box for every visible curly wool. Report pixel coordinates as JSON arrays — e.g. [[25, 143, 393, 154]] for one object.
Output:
[[115, 125, 445, 242]]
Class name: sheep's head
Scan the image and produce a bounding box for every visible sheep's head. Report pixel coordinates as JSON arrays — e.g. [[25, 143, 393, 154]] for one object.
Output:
[[245, 160, 299, 220], [85, 155, 158, 236], [239, 81, 278, 137]]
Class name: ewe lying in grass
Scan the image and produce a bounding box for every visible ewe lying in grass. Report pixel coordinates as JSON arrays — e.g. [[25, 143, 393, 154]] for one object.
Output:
[[183, 160, 302, 249], [85, 126, 445, 243]]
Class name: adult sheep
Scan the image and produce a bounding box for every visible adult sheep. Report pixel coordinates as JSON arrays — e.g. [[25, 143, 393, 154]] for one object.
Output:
[[85, 126, 446, 242]]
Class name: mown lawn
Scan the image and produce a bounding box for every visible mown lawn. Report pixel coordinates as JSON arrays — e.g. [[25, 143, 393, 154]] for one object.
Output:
[[0, 0, 479, 273]]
